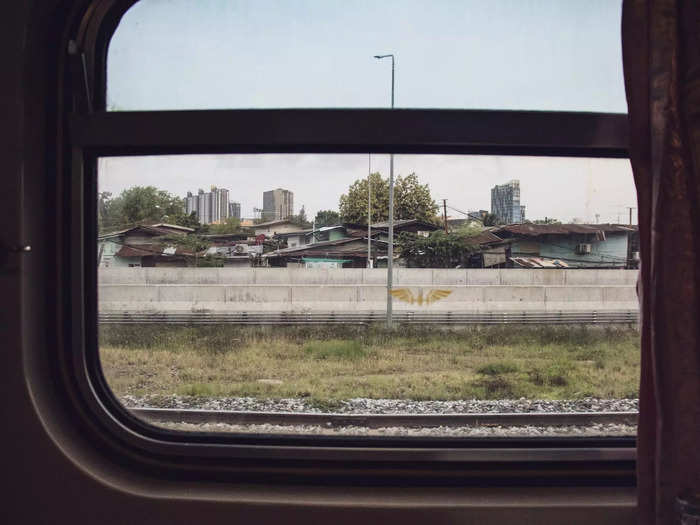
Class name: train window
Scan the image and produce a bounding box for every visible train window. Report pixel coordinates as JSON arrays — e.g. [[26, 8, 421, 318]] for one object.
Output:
[[107, 0, 626, 112], [97, 153, 640, 441], [66, 0, 636, 482]]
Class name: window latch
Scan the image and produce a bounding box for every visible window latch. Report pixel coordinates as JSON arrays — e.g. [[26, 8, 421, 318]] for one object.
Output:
[[0, 242, 31, 270]]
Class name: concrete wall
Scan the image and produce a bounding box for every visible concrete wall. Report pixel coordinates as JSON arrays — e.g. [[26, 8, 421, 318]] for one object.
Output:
[[99, 268, 639, 313]]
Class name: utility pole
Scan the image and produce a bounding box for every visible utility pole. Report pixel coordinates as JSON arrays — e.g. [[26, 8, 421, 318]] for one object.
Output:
[[626, 206, 637, 225], [442, 199, 449, 233], [374, 53, 395, 329], [367, 154, 372, 268]]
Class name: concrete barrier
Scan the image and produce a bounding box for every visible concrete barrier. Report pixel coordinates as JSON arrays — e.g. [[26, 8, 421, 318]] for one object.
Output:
[[99, 268, 638, 286], [98, 268, 639, 313]]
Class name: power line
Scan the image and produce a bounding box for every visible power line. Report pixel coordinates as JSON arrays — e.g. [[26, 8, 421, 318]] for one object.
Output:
[[445, 205, 486, 223]]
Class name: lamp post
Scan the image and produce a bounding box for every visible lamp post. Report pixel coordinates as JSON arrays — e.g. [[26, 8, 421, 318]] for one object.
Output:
[[374, 54, 395, 329], [367, 153, 372, 268]]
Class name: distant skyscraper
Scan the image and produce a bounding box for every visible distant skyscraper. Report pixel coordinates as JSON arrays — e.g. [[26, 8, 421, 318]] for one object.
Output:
[[491, 180, 525, 224], [185, 191, 197, 216], [185, 187, 231, 224], [262, 188, 294, 220], [228, 201, 241, 220]]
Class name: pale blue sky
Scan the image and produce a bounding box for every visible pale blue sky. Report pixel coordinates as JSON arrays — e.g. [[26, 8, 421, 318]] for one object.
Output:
[[101, 0, 637, 224], [108, 0, 627, 111]]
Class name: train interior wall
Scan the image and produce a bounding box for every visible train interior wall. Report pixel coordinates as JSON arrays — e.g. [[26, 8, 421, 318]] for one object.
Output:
[[1, 2, 636, 523]]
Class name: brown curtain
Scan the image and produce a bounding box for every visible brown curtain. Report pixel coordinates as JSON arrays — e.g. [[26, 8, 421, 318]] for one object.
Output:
[[622, 1, 700, 523]]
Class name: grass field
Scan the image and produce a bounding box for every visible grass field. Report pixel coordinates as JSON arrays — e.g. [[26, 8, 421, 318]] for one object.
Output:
[[99, 324, 640, 403]]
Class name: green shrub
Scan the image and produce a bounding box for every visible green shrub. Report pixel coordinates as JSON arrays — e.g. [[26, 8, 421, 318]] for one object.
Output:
[[477, 362, 519, 375], [528, 362, 571, 387]]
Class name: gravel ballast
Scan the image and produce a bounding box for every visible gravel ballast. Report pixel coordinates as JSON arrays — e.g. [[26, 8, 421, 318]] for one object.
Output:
[[120, 394, 638, 414]]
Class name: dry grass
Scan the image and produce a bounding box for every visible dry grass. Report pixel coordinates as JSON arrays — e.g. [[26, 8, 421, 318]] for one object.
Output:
[[99, 324, 640, 402]]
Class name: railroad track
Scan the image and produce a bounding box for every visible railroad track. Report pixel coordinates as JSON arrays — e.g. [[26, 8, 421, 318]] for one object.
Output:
[[100, 310, 639, 325], [130, 407, 638, 429]]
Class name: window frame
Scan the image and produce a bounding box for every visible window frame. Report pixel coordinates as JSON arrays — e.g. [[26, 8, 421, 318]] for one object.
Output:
[[62, 0, 637, 486]]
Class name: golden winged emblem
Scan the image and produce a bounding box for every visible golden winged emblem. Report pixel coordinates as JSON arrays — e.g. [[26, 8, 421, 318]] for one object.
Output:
[[390, 288, 453, 306]]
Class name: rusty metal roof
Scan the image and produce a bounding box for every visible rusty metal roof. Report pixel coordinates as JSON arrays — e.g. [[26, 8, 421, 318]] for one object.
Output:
[[370, 219, 440, 230], [114, 244, 160, 257], [463, 231, 507, 246], [99, 224, 192, 240], [493, 223, 637, 237], [264, 237, 386, 258]]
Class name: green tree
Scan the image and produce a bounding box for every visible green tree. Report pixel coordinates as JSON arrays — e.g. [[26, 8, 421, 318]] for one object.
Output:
[[156, 234, 212, 267], [339, 172, 438, 224], [173, 211, 202, 230], [209, 216, 243, 234], [99, 186, 184, 232], [313, 209, 341, 227], [398, 230, 484, 268], [454, 221, 485, 236], [339, 172, 388, 225], [289, 205, 312, 228], [483, 213, 501, 226]]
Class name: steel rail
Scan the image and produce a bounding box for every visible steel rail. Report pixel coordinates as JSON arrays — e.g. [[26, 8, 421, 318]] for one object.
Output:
[[99, 310, 639, 325], [131, 407, 638, 429]]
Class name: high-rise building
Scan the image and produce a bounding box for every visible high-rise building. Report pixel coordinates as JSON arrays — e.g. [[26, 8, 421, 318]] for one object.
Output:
[[185, 187, 231, 224], [228, 202, 241, 220], [491, 180, 525, 224], [262, 188, 294, 221], [185, 191, 198, 216]]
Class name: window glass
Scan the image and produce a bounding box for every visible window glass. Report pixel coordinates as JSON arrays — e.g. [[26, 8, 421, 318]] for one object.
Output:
[[107, 0, 626, 112], [98, 153, 639, 437]]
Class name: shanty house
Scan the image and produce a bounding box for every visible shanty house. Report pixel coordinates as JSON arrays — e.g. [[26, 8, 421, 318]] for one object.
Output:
[[97, 223, 196, 267], [275, 225, 348, 248], [492, 223, 639, 268], [253, 219, 306, 237], [263, 237, 387, 268]]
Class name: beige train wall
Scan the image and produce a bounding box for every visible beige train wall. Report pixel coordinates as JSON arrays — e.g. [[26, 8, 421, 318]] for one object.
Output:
[[98, 268, 639, 313]]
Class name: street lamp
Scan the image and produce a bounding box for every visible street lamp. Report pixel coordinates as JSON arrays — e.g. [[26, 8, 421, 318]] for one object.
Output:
[[367, 153, 372, 269], [374, 53, 395, 329]]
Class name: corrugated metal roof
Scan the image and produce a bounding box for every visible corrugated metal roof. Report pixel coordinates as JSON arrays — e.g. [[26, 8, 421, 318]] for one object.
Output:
[[114, 243, 198, 258], [264, 237, 385, 258], [98, 224, 192, 240], [370, 219, 440, 230], [493, 223, 637, 237], [273, 225, 346, 238], [149, 223, 195, 232], [114, 244, 160, 257], [464, 231, 507, 246]]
